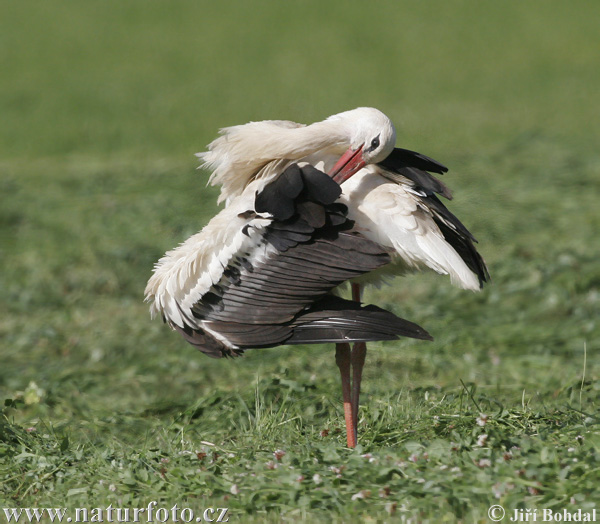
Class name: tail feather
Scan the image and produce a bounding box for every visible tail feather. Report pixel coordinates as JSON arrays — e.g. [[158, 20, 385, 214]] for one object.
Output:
[[174, 295, 431, 357], [287, 296, 432, 344]]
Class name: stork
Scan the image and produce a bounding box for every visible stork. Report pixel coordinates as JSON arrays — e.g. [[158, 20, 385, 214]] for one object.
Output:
[[146, 107, 488, 448]]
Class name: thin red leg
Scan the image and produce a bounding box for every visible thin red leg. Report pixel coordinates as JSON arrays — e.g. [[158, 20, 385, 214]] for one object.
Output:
[[351, 341, 367, 438], [335, 342, 356, 448], [350, 283, 366, 441]]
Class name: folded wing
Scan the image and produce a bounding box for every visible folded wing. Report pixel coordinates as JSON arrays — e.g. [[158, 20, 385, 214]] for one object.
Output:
[[156, 163, 431, 357]]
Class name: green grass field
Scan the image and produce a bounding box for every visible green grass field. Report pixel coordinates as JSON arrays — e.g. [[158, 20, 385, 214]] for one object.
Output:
[[1, 2, 599, 522]]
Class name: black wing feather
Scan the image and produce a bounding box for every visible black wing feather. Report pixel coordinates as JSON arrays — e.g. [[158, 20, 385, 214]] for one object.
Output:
[[287, 296, 432, 344], [382, 147, 448, 174], [254, 163, 303, 220], [379, 147, 452, 199]]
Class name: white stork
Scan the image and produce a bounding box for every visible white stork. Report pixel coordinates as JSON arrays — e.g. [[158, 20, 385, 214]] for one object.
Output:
[[145, 107, 488, 448]]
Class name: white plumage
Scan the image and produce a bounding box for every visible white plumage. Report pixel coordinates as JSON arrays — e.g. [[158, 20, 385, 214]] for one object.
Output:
[[197, 107, 396, 205], [145, 178, 272, 329], [339, 167, 481, 290]]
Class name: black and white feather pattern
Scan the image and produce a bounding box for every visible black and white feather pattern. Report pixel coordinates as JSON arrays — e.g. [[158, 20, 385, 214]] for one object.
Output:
[[335, 148, 489, 290], [146, 163, 431, 358], [378, 148, 489, 287], [378, 147, 452, 198]]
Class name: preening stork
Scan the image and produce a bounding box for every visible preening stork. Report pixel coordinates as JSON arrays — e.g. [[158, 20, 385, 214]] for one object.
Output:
[[145, 107, 488, 448]]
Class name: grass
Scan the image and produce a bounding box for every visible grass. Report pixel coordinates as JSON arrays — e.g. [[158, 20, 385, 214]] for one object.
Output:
[[1, 1, 599, 522]]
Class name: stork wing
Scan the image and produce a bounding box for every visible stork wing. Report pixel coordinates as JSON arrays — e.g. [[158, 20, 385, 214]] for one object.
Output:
[[374, 148, 489, 288], [174, 164, 430, 357], [286, 296, 431, 344], [378, 147, 452, 199]]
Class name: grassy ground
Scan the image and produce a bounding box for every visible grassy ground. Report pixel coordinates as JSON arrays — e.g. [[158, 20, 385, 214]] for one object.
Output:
[[1, 2, 599, 522]]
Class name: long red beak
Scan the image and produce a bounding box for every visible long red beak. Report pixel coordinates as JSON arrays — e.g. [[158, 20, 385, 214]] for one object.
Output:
[[328, 145, 365, 184]]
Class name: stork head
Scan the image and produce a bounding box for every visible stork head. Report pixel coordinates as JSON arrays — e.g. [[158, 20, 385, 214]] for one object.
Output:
[[327, 107, 396, 184]]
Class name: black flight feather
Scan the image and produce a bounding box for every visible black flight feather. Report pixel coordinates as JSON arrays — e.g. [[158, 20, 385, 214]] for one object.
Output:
[[382, 147, 448, 174], [379, 147, 452, 199], [254, 164, 303, 220], [299, 164, 342, 204], [287, 296, 432, 343]]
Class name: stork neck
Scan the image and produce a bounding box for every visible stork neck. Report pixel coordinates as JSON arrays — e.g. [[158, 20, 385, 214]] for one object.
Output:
[[290, 119, 352, 159]]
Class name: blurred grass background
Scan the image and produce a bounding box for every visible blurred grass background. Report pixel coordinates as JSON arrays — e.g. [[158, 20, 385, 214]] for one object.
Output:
[[1, 1, 599, 520]]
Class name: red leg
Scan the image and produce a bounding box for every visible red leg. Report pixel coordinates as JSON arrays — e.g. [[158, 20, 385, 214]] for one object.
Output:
[[351, 341, 367, 438], [349, 283, 366, 440], [335, 342, 356, 448]]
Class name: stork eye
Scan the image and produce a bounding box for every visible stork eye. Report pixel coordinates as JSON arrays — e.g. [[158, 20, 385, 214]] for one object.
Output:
[[370, 136, 380, 150]]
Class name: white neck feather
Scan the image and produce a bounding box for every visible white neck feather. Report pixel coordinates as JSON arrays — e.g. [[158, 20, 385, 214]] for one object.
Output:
[[197, 118, 351, 204]]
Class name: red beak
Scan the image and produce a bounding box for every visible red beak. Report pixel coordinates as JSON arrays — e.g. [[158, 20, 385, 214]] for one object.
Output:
[[328, 145, 366, 184]]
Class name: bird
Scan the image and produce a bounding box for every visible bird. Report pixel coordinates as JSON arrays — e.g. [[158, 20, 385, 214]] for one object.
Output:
[[145, 107, 488, 448]]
